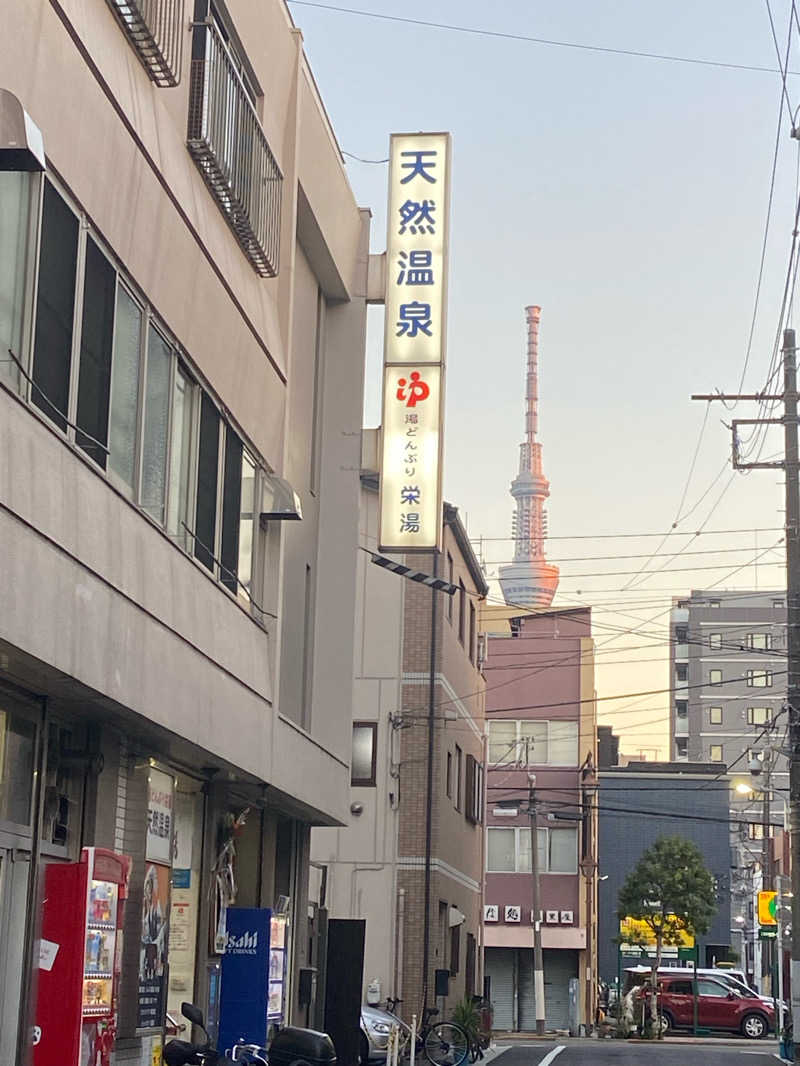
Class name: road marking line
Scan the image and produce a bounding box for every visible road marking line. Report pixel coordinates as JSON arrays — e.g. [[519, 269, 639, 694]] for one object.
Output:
[[538, 1048, 565, 1066]]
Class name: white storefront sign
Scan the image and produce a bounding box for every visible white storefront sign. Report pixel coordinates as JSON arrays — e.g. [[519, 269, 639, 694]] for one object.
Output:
[[146, 767, 174, 865], [379, 132, 451, 553]]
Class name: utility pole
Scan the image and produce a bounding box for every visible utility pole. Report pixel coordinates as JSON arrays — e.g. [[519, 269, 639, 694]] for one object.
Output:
[[529, 773, 546, 1035], [762, 747, 773, 991], [692, 328, 800, 1053]]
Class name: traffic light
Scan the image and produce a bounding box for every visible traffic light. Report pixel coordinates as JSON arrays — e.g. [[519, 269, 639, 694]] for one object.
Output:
[[758, 890, 777, 926]]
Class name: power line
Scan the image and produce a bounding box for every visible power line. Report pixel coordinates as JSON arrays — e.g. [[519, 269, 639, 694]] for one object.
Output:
[[469, 527, 785, 543], [288, 1, 799, 76]]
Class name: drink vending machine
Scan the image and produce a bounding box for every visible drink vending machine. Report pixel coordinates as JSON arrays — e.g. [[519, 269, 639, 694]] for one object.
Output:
[[34, 847, 131, 1066]]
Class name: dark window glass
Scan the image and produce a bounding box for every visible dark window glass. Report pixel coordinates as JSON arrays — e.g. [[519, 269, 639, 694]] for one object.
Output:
[[447, 554, 454, 622], [195, 392, 220, 570], [32, 183, 79, 431], [76, 238, 115, 466], [669, 981, 693, 996], [675, 626, 688, 643], [351, 722, 377, 786], [675, 664, 687, 681], [455, 745, 462, 810], [0, 707, 36, 826], [469, 602, 476, 663], [220, 427, 243, 592], [676, 701, 688, 718], [446, 751, 452, 797], [458, 581, 466, 644], [450, 923, 460, 975]]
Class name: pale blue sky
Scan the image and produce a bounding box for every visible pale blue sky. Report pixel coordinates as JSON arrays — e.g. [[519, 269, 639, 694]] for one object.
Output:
[[289, 0, 798, 755]]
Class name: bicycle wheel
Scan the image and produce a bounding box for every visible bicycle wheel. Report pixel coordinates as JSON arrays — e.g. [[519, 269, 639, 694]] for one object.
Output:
[[423, 1023, 469, 1066]]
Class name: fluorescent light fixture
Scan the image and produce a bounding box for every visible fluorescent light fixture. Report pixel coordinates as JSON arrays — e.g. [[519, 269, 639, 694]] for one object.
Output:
[[492, 807, 519, 818]]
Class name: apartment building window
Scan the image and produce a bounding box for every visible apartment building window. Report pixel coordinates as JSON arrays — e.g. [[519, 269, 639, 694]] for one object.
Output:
[[708, 633, 722, 650], [487, 827, 578, 874], [464, 754, 483, 825], [709, 669, 723, 685], [675, 737, 688, 758], [25, 180, 266, 612], [455, 745, 463, 810], [488, 720, 517, 763], [447, 553, 454, 622], [675, 664, 687, 682], [710, 744, 723, 762], [187, 3, 282, 276], [748, 823, 765, 840], [458, 580, 466, 645], [31, 182, 79, 431], [0, 172, 39, 396], [450, 924, 461, 976], [746, 633, 772, 651], [746, 669, 773, 688], [351, 722, 377, 786], [676, 701, 688, 718], [446, 751, 453, 798], [104, 0, 183, 86], [747, 707, 772, 725], [773, 599, 785, 608], [488, 719, 578, 766], [469, 601, 476, 664], [709, 600, 721, 608], [675, 626, 688, 644], [708, 707, 722, 725]]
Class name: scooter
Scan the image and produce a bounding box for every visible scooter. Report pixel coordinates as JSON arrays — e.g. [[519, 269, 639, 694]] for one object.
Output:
[[164, 1002, 235, 1065]]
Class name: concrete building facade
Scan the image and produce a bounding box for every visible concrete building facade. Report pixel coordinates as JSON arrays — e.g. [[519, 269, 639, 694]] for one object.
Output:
[[669, 589, 788, 987], [310, 464, 488, 1028], [0, 1, 370, 1062], [481, 607, 597, 1034]]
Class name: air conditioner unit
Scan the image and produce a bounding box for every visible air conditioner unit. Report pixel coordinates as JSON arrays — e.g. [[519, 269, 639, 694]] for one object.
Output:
[[545, 910, 559, 924], [560, 910, 573, 925]]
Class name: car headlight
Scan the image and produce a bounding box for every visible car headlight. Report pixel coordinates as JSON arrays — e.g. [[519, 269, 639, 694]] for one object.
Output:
[[371, 1023, 392, 1035]]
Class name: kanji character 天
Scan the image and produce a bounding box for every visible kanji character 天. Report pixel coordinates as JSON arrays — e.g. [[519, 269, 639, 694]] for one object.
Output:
[[400, 149, 437, 184]]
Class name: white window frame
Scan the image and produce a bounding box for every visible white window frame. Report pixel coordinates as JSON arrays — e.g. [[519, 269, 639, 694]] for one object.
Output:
[[746, 706, 772, 725], [487, 719, 579, 767], [485, 825, 578, 874], [746, 669, 773, 688], [708, 707, 722, 725], [709, 669, 723, 686], [746, 632, 772, 651], [708, 633, 722, 649]]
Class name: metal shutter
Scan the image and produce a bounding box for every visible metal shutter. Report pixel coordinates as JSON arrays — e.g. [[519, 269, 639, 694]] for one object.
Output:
[[518, 949, 578, 1032], [485, 947, 515, 1031]]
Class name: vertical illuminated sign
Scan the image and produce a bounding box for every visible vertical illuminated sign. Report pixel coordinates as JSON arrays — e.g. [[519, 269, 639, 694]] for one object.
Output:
[[379, 132, 451, 553]]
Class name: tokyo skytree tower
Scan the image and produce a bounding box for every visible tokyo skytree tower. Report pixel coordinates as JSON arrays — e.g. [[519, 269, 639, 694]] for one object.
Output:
[[498, 306, 559, 609]]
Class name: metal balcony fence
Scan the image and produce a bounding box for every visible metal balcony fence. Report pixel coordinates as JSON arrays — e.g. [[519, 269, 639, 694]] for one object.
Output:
[[187, 22, 282, 277], [106, 0, 183, 87]]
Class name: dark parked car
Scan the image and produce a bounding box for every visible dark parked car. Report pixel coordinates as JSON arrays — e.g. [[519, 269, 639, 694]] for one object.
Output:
[[640, 975, 774, 1039]]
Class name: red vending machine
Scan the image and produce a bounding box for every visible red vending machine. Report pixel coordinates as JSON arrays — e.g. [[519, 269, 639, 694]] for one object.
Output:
[[34, 847, 131, 1066]]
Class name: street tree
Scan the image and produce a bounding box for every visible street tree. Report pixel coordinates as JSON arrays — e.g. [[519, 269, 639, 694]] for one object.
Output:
[[617, 835, 717, 1037]]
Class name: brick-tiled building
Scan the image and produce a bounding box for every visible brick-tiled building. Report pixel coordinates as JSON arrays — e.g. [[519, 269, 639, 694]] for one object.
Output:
[[481, 606, 597, 1033], [311, 449, 488, 1023]]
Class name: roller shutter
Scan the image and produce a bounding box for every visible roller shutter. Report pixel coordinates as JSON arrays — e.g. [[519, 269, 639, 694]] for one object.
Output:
[[484, 947, 515, 1031]]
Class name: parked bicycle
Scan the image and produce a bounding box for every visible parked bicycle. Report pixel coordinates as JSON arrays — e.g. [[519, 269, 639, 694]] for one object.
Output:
[[383, 1000, 469, 1066]]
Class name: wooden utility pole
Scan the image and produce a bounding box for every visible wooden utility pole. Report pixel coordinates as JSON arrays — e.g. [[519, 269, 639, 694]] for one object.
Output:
[[693, 328, 800, 1055]]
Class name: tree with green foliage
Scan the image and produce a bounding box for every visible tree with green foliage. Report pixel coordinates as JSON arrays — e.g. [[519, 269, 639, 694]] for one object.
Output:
[[617, 836, 717, 1038]]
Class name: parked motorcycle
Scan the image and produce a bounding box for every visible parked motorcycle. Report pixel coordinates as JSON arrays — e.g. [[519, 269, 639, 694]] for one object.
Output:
[[164, 1002, 234, 1065]]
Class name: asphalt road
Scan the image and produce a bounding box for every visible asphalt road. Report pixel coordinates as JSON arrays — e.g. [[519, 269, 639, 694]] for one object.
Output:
[[492, 1040, 785, 1065]]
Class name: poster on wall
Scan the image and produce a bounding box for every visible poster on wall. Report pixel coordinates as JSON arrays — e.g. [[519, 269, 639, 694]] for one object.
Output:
[[137, 862, 170, 1029], [146, 769, 174, 865]]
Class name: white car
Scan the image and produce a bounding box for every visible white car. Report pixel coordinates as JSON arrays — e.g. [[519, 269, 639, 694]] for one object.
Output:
[[360, 1005, 411, 1064]]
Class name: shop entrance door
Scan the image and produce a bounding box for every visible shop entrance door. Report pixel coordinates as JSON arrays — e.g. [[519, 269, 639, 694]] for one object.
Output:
[[0, 847, 32, 1066]]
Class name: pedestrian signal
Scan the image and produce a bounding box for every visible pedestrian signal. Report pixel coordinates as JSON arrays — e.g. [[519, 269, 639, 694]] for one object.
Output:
[[758, 890, 777, 926]]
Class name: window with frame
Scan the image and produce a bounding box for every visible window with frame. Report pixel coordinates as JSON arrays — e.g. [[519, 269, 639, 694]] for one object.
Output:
[[458, 580, 466, 645], [676, 700, 688, 718], [709, 744, 723, 762], [773, 599, 785, 609], [746, 632, 772, 650], [464, 754, 483, 825], [746, 669, 773, 688], [0, 171, 39, 396], [26, 180, 264, 612], [446, 751, 452, 798], [709, 669, 723, 685], [351, 722, 377, 786], [709, 600, 721, 608], [708, 633, 722, 650], [748, 823, 765, 840], [455, 745, 463, 810], [447, 553, 454, 622], [486, 826, 578, 874], [708, 707, 722, 725], [488, 720, 517, 764], [450, 923, 460, 975], [747, 706, 772, 725], [487, 719, 578, 766], [675, 664, 687, 681], [469, 601, 476, 664], [674, 626, 688, 644]]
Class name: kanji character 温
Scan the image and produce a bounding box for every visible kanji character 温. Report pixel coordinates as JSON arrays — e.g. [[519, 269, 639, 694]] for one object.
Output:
[[397, 250, 434, 286]]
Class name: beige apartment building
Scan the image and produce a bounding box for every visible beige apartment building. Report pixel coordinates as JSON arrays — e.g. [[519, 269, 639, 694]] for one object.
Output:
[[0, 1, 370, 1063], [311, 453, 488, 1030]]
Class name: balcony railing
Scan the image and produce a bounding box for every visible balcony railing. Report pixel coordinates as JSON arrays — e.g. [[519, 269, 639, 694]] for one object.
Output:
[[106, 0, 183, 87], [187, 22, 282, 277]]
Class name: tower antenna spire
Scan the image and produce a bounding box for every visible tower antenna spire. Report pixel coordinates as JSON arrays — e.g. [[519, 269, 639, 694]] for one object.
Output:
[[498, 306, 559, 608]]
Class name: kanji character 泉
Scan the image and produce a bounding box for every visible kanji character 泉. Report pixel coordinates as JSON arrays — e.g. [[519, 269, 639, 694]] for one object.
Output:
[[401, 486, 421, 505], [397, 250, 434, 286], [398, 199, 436, 235], [397, 302, 433, 339], [400, 149, 437, 184], [400, 512, 421, 533]]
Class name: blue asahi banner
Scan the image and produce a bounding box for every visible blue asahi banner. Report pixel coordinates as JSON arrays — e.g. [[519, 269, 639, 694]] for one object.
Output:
[[218, 908, 271, 1053]]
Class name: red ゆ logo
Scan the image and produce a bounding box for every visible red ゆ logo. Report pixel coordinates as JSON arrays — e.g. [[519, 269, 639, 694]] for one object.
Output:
[[396, 371, 430, 408]]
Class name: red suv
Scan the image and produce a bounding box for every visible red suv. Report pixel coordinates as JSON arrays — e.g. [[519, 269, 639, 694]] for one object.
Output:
[[644, 975, 774, 1039]]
